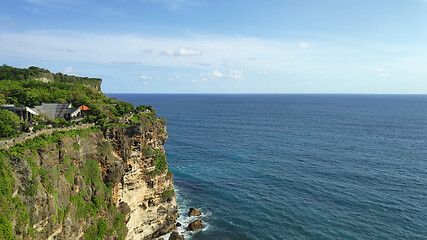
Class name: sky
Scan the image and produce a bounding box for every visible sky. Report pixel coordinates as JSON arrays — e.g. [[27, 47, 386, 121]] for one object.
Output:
[[1, 0, 427, 93]]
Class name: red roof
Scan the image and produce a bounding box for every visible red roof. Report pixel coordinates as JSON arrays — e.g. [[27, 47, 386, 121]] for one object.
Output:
[[79, 105, 91, 111]]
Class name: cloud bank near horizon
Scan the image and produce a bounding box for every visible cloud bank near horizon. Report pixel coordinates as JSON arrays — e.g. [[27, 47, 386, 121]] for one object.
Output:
[[1, 29, 427, 93]]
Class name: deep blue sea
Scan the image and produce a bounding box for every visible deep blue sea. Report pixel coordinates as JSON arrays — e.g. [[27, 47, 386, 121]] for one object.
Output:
[[108, 94, 427, 240]]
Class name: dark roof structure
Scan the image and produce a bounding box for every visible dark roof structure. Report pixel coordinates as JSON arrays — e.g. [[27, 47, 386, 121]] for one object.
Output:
[[31, 103, 80, 119]]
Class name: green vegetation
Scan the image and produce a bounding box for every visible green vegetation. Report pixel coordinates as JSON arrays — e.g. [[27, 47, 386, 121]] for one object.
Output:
[[130, 110, 157, 125], [147, 149, 167, 175], [81, 159, 108, 193], [0, 77, 113, 114], [142, 147, 154, 157], [69, 156, 126, 239], [0, 109, 28, 138], [97, 141, 112, 156], [0, 151, 30, 239], [0, 124, 131, 238], [8, 128, 99, 158], [56, 206, 69, 225], [113, 101, 135, 117], [136, 105, 154, 112], [161, 189, 175, 200], [0, 65, 117, 139], [69, 191, 99, 219], [0, 65, 102, 91], [32, 124, 46, 132], [112, 213, 127, 240], [39, 168, 55, 194], [64, 163, 76, 184], [129, 114, 141, 124], [0, 66, 162, 140], [53, 117, 73, 128], [84, 218, 109, 240], [72, 142, 80, 151]]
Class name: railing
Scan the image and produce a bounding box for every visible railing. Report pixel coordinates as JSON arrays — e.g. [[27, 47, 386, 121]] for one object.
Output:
[[0, 123, 95, 150]]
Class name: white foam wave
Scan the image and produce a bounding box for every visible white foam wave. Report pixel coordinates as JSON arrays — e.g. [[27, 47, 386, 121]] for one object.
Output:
[[171, 185, 211, 239]]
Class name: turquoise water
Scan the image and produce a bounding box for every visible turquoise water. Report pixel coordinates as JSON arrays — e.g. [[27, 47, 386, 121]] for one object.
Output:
[[108, 94, 427, 240]]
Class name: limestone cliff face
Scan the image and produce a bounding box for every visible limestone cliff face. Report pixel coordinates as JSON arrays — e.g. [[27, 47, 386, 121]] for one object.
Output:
[[1, 113, 177, 239], [105, 117, 178, 240]]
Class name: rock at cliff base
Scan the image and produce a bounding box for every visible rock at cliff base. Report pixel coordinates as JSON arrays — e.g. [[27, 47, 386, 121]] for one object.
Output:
[[188, 207, 201, 217], [187, 219, 204, 231], [168, 231, 184, 240]]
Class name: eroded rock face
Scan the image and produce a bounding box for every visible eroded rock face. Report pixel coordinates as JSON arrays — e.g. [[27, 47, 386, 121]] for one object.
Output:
[[106, 117, 179, 240], [188, 207, 201, 217], [5, 113, 178, 240], [187, 219, 204, 231], [168, 231, 184, 240]]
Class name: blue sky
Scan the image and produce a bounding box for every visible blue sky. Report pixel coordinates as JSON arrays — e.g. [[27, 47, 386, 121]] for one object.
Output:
[[1, 0, 427, 93]]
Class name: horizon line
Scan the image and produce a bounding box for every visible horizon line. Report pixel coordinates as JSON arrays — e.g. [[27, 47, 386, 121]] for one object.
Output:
[[105, 92, 427, 95]]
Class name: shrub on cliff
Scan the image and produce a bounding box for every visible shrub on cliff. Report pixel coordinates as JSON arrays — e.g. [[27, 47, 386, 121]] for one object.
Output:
[[161, 189, 175, 200], [52, 117, 73, 128], [147, 149, 167, 175], [142, 147, 154, 157], [114, 101, 135, 117], [136, 105, 154, 112]]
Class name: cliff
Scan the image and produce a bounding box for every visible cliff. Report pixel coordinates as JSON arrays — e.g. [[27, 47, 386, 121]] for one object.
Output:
[[0, 65, 102, 91], [0, 112, 178, 239]]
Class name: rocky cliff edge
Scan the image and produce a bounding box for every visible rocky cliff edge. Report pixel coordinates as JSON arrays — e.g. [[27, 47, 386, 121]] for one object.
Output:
[[0, 112, 178, 239]]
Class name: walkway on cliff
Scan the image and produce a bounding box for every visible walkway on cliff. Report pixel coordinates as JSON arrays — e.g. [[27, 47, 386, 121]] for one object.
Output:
[[0, 123, 95, 150]]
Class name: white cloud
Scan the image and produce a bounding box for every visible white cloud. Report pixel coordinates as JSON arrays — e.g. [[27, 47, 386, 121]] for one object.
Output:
[[160, 47, 202, 57], [63, 66, 77, 75], [299, 42, 311, 49], [228, 70, 243, 81], [205, 69, 243, 82], [207, 70, 224, 78], [191, 77, 210, 83], [373, 67, 390, 77], [0, 30, 325, 72], [143, 81, 148, 85]]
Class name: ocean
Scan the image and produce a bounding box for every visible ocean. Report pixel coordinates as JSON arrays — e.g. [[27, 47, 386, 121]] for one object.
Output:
[[107, 94, 427, 240]]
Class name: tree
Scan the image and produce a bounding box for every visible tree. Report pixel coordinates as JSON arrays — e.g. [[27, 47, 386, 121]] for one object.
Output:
[[114, 101, 135, 117], [0, 109, 25, 138], [0, 93, 6, 105]]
